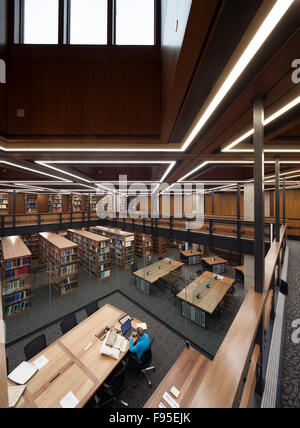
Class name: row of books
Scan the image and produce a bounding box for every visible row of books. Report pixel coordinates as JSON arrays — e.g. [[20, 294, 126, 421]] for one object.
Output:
[[6, 257, 31, 270], [5, 290, 30, 306], [5, 267, 29, 280], [99, 270, 110, 279], [61, 249, 76, 257], [61, 285, 76, 295], [61, 275, 77, 286], [61, 255, 77, 265], [6, 300, 31, 317], [3, 278, 26, 294], [61, 264, 77, 275]]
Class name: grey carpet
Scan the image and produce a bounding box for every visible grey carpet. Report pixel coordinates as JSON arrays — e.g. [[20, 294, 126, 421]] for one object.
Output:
[[6, 292, 186, 408], [281, 240, 300, 408], [4, 248, 244, 358]]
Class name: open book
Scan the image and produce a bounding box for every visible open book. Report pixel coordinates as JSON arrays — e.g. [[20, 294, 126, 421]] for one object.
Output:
[[8, 361, 38, 385]]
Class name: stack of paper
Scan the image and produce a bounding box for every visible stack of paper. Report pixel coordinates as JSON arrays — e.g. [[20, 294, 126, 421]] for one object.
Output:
[[136, 322, 147, 330], [8, 362, 38, 385], [8, 386, 26, 408]]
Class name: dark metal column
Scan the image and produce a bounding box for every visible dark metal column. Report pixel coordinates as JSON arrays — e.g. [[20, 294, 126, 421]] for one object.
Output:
[[13, 191, 16, 229], [211, 191, 215, 215], [253, 96, 265, 397], [275, 158, 280, 242], [237, 184, 241, 251], [253, 97, 265, 293], [282, 178, 286, 226]]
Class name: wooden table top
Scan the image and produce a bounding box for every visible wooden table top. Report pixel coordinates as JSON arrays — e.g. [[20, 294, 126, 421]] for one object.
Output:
[[233, 266, 245, 274], [8, 304, 140, 408], [133, 258, 184, 284], [202, 256, 228, 266], [2, 236, 32, 261], [144, 347, 210, 408], [176, 272, 233, 314], [202, 270, 235, 286], [67, 229, 110, 243], [180, 250, 202, 257], [91, 226, 134, 238], [39, 232, 78, 250]]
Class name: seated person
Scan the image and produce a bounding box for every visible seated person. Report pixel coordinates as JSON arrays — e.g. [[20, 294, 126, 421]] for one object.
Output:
[[129, 327, 150, 364]]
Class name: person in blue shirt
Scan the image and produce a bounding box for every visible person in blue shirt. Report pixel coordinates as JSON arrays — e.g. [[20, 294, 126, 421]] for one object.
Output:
[[129, 327, 150, 364]]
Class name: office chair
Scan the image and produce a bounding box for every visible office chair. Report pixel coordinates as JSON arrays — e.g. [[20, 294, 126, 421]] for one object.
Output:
[[169, 281, 180, 305], [24, 334, 47, 361], [60, 313, 77, 335], [132, 338, 155, 389], [131, 262, 138, 284], [96, 360, 129, 408], [85, 301, 99, 317]]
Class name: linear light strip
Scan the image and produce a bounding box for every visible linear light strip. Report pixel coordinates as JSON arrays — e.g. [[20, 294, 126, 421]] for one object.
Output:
[[223, 95, 300, 152], [0, 161, 72, 182], [0, 1, 294, 155]]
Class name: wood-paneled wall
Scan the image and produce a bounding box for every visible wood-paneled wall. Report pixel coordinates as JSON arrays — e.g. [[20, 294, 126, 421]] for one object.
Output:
[[0, 0, 8, 133], [8, 60, 161, 136]]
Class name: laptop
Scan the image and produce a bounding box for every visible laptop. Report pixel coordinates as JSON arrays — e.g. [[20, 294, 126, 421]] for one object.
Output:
[[121, 318, 136, 339]]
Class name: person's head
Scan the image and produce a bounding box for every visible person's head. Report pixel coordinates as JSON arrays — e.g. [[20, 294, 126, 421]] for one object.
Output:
[[136, 327, 144, 337]]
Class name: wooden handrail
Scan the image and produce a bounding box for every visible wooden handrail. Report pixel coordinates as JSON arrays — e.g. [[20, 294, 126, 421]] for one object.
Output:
[[0, 286, 8, 409], [239, 345, 261, 408], [189, 225, 286, 408]]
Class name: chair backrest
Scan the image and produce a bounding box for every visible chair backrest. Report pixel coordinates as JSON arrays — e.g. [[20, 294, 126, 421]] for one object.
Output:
[[60, 313, 77, 335], [131, 262, 138, 273], [104, 360, 127, 396], [140, 345, 152, 368], [24, 334, 47, 361], [85, 301, 98, 317]]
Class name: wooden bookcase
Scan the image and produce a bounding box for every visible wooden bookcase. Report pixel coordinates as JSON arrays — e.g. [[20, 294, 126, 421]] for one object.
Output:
[[39, 232, 78, 297], [134, 233, 153, 263], [90, 226, 135, 271], [0, 193, 8, 214], [67, 229, 110, 281], [71, 195, 82, 212], [152, 236, 168, 256], [48, 194, 69, 213], [1, 236, 32, 319], [87, 195, 100, 212], [22, 233, 39, 259], [25, 194, 38, 213], [168, 238, 183, 249]]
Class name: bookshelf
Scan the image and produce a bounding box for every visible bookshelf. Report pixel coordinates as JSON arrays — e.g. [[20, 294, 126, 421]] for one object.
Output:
[[0, 193, 8, 213], [134, 233, 153, 263], [25, 194, 38, 213], [87, 195, 100, 212], [72, 195, 82, 212], [168, 238, 183, 249], [90, 226, 135, 271], [1, 236, 32, 319], [39, 232, 78, 297], [22, 233, 39, 259], [67, 229, 111, 281], [48, 194, 62, 213], [152, 236, 168, 256]]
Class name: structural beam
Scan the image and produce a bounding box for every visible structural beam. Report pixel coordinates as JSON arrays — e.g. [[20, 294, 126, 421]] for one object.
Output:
[[275, 158, 280, 242]]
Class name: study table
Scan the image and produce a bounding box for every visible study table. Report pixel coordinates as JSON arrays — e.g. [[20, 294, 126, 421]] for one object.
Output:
[[233, 265, 245, 281], [176, 272, 235, 328], [144, 347, 210, 408], [7, 304, 140, 408], [179, 250, 202, 265], [202, 256, 228, 274], [133, 258, 184, 295]]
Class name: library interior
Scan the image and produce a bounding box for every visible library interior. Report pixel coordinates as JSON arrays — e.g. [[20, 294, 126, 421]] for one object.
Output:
[[0, 0, 299, 409]]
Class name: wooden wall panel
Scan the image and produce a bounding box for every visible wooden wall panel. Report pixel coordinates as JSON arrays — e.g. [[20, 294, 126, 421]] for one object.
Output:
[[0, 0, 8, 133], [38, 194, 49, 213], [7, 62, 161, 136]]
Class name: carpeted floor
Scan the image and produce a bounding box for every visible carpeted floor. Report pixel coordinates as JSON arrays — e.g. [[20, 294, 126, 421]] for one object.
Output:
[[281, 241, 300, 408], [4, 248, 244, 358]]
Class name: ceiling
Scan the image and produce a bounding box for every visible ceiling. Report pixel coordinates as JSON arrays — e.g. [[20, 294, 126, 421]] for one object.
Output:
[[1, 0, 300, 196]]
